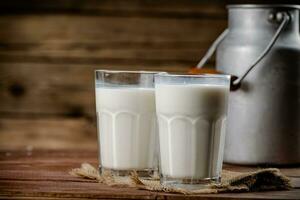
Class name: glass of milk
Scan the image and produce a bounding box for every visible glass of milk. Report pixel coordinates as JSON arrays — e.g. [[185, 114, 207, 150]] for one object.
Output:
[[155, 73, 230, 189], [95, 70, 160, 178]]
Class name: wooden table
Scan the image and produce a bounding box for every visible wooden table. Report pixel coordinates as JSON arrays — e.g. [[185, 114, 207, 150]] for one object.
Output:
[[0, 150, 299, 199]]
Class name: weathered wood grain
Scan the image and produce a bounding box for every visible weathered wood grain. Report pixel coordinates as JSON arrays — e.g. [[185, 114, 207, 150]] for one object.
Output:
[[0, 9, 223, 117], [0, 0, 226, 18], [0, 1, 299, 199], [0, 15, 226, 41], [0, 118, 97, 150], [0, 15, 226, 63], [2, 179, 299, 200], [0, 63, 201, 117], [0, 150, 299, 199]]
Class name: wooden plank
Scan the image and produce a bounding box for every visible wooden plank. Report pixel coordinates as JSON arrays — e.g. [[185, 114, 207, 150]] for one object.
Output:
[[0, 180, 159, 199], [0, 150, 299, 199], [0, 63, 205, 116], [0, 150, 97, 163], [2, 180, 299, 200], [0, 15, 226, 64], [0, 0, 227, 18], [0, 48, 210, 65], [163, 190, 300, 200], [0, 150, 154, 199], [0, 15, 226, 42], [0, 63, 97, 117], [0, 0, 295, 18], [0, 118, 97, 150], [0, 14, 220, 116], [0, 9, 223, 117]]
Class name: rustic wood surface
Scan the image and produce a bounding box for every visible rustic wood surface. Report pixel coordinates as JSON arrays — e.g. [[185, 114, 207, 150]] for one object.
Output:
[[0, 150, 299, 200], [1, 1, 299, 199], [0, 0, 224, 119], [0, 118, 97, 150]]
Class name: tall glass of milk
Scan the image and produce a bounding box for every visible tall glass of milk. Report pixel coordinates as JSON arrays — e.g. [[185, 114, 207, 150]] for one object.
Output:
[[95, 70, 160, 178], [155, 73, 230, 189]]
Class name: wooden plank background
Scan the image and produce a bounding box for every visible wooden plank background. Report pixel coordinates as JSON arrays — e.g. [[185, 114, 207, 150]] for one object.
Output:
[[0, 0, 297, 150], [0, 0, 228, 150]]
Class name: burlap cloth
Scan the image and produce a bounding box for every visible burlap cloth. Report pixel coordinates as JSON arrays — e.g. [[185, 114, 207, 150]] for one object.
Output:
[[70, 163, 291, 194]]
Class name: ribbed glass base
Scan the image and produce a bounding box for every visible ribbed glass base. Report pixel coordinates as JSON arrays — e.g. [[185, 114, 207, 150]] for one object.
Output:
[[100, 166, 158, 179], [160, 175, 221, 190]]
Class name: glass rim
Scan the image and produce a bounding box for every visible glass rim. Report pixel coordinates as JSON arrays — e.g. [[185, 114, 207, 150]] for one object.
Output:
[[95, 69, 163, 74], [155, 72, 231, 80]]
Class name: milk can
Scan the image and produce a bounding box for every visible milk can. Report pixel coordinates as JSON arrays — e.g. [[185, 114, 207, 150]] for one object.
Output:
[[197, 5, 300, 165]]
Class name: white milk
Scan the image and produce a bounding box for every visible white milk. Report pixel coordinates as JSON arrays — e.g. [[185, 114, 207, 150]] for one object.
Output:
[[155, 84, 229, 179], [96, 87, 157, 170]]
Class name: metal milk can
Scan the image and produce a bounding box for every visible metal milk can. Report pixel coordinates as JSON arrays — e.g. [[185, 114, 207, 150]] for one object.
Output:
[[198, 5, 300, 165]]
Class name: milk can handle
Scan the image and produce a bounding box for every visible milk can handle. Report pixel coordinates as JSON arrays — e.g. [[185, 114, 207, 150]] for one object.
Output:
[[197, 11, 290, 90]]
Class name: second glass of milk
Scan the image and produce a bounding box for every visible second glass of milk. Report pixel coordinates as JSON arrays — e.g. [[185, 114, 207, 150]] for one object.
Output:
[[155, 73, 230, 189], [95, 70, 159, 178]]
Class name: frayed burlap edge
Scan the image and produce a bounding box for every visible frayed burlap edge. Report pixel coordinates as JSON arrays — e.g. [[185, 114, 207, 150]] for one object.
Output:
[[69, 163, 291, 194]]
